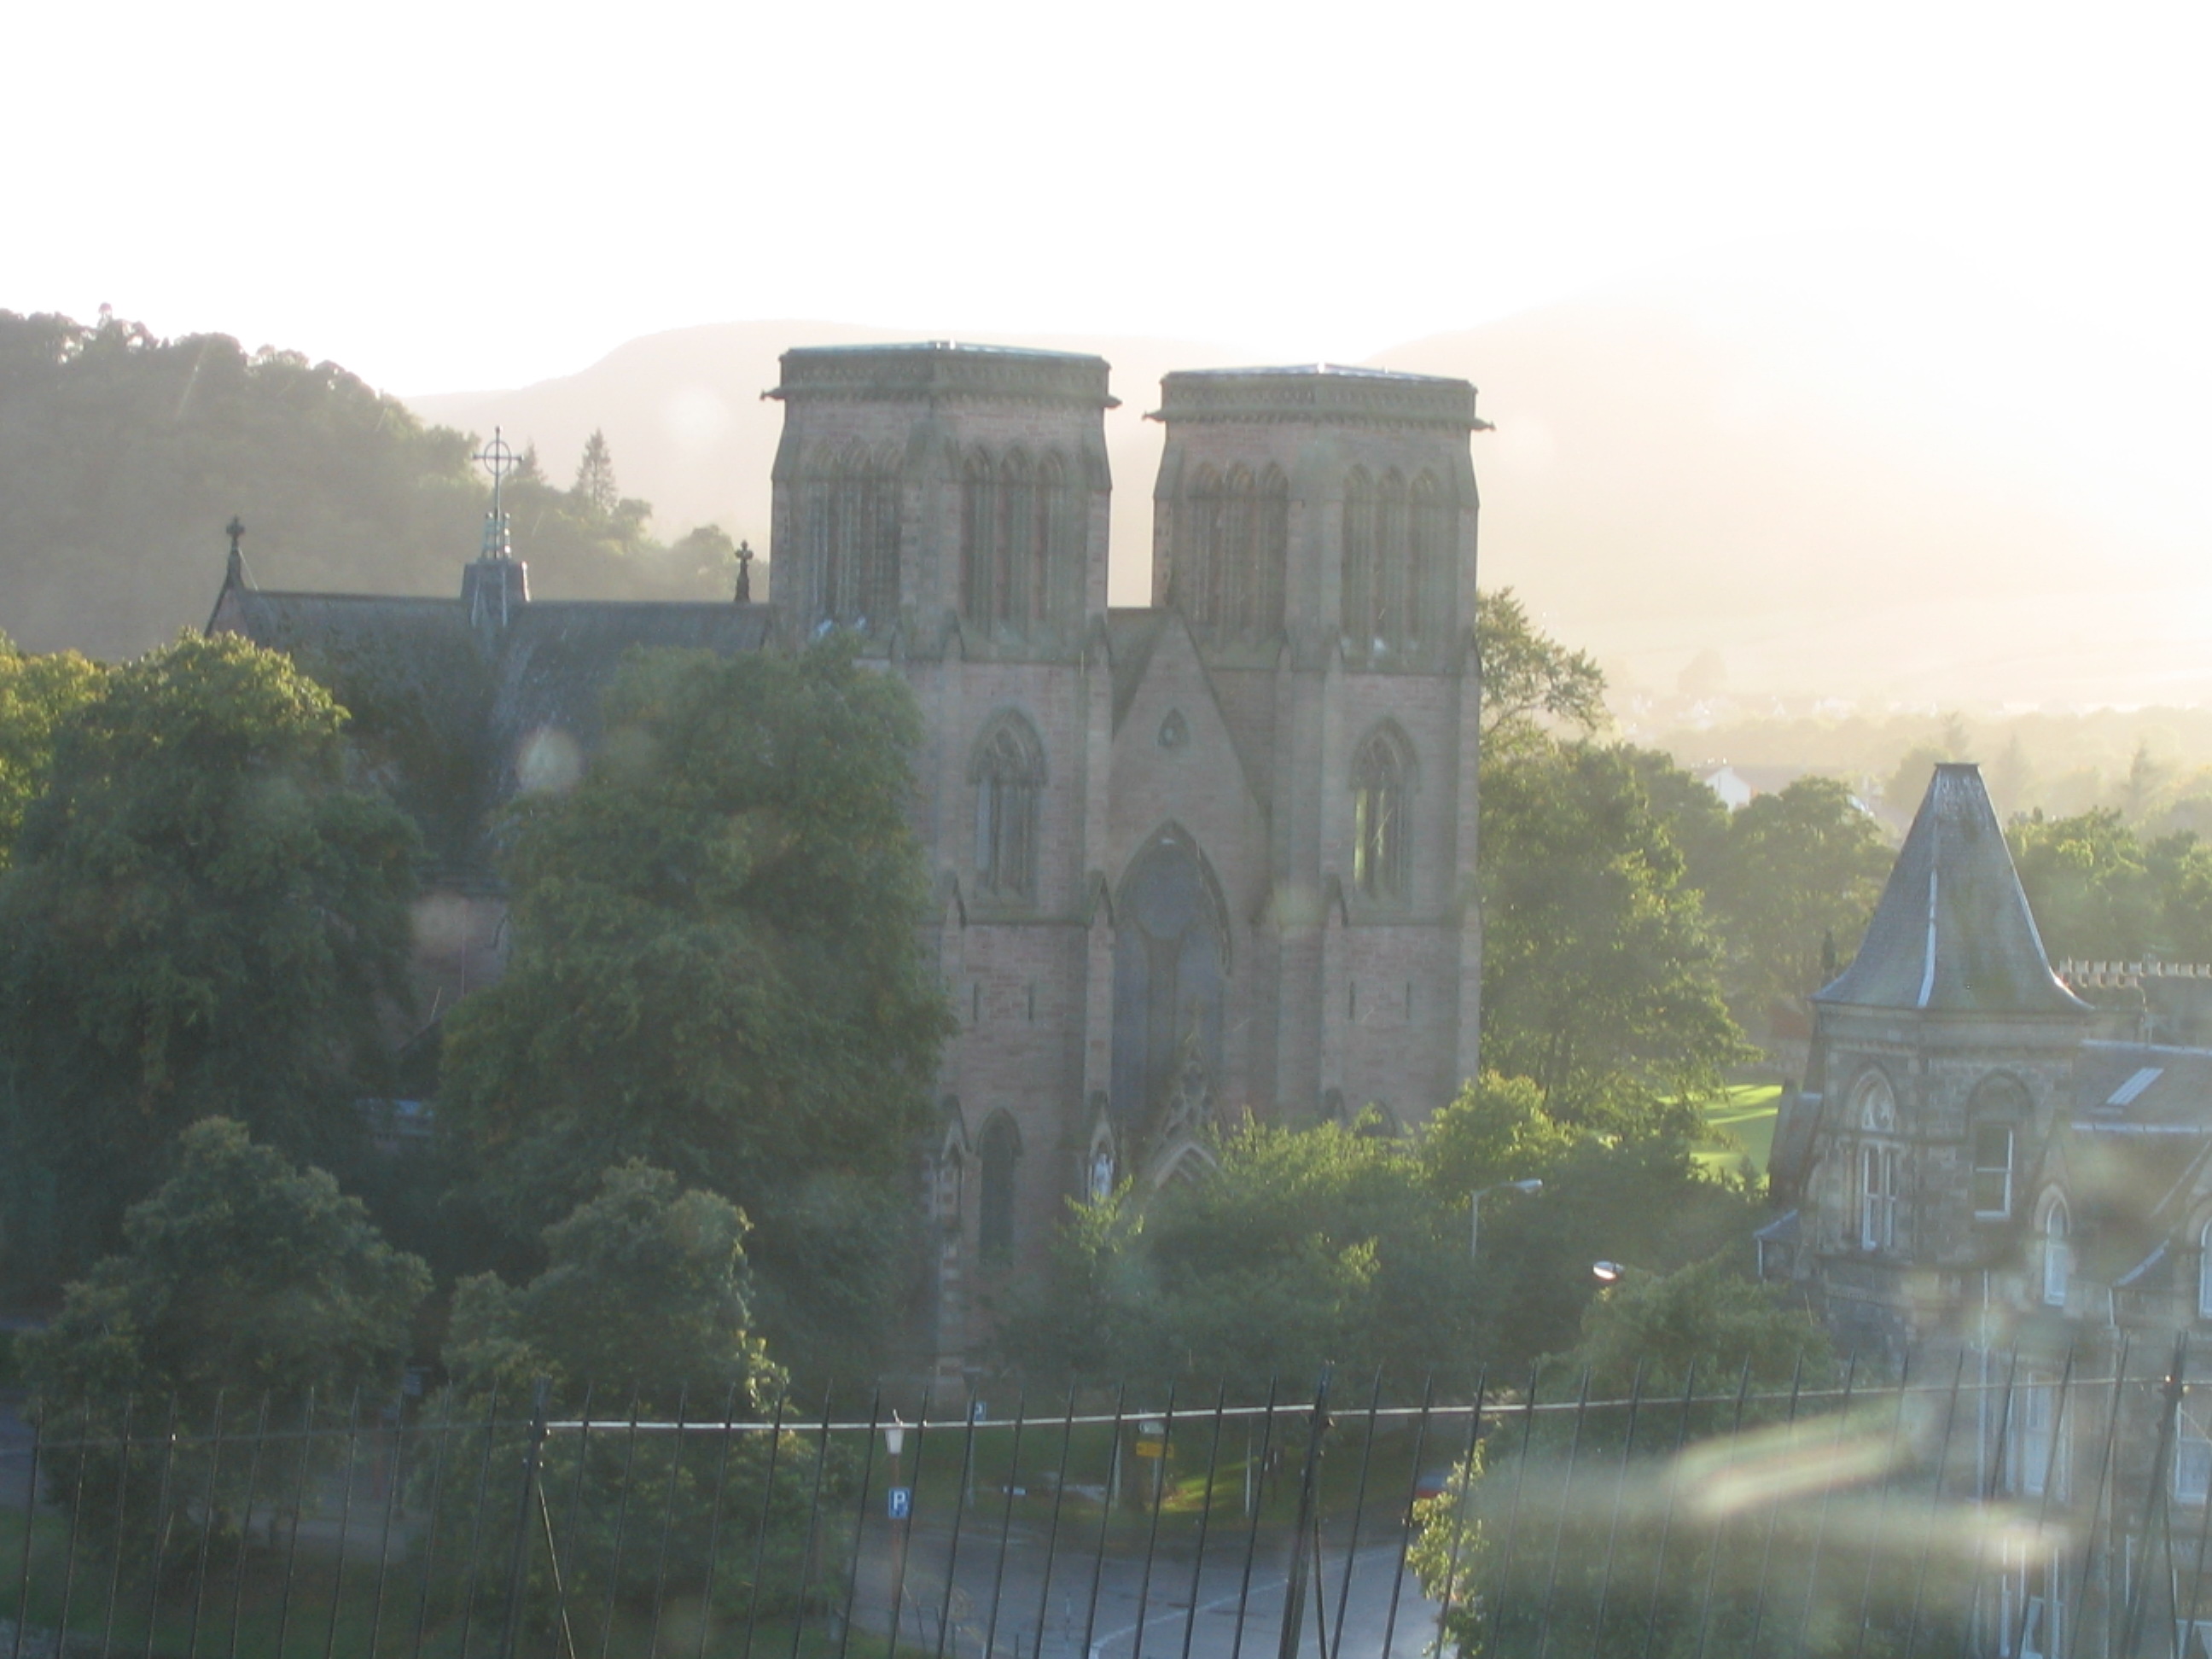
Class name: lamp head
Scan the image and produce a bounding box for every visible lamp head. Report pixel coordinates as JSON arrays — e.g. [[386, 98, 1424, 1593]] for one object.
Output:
[[1512, 1179, 1544, 1194], [1592, 1260, 1626, 1284]]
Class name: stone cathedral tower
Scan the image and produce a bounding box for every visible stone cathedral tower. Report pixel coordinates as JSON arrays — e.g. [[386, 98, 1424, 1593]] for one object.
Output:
[[770, 346, 1486, 1368]]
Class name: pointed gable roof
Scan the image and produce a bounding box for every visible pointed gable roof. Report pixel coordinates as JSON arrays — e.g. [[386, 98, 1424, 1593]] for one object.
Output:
[[1815, 762, 2090, 1016]]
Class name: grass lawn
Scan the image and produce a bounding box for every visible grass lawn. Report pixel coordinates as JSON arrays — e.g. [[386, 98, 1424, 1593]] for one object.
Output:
[[1696, 1083, 1783, 1179]]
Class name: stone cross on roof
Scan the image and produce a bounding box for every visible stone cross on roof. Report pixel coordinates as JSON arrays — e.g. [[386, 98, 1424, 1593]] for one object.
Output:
[[474, 428, 521, 562]]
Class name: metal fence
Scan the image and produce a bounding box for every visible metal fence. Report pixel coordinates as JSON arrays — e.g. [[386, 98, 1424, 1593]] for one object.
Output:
[[10, 1343, 2212, 1659]]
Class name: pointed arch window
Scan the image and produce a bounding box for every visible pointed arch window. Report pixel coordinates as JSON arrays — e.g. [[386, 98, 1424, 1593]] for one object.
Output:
[[973, 714, 1045, 900], [1854, 1070, 1901, 1252], [2042, 1197, 2070, 1307], [1351, 726, 1414, 902], [1342, 467, 1447, 654], [1341, 468, 1376, 648], [978, 1114, 1021, 1260], [962, 448, 1063, 631], [1174, 464, 1285, 639], [808, 445, 900, 627]]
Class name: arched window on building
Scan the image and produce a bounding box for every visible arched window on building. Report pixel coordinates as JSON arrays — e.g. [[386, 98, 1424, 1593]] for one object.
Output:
[[1177, 467, 1223, 628], [978, 1114, 1021, 1260], [2042, 1197, 2070, 1307], [1351, 725, 1413, 902], [1216, 466, 1254, 631], [1342, 467, 1449, 654], [1341, 469, 1376, 647], [1373, 470, 1407, 646], [963, 448, 1063, 630], [1256, 466, 1288, 634], [1967, 1074, 2028, 1221], [1173, 465, 1288, 640], [973, 713, 1045, 900], [962, 449, 998, 624], [1406, 471, 1447, 646], [1036, 451, 1069, 623], [996, 448, 1034, 626], [809, 445, 899, 627], [1854, 1070, 1901, 1252]]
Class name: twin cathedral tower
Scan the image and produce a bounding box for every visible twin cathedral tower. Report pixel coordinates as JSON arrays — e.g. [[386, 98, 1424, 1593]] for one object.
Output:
[[214, 341, 1489, 1366]]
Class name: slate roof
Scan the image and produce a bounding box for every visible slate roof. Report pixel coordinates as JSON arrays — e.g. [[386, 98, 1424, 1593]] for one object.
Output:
[[213, 568, 775, 878], [2061, 1040, 2212, 1281], [1815, 762, 2089, 1016]]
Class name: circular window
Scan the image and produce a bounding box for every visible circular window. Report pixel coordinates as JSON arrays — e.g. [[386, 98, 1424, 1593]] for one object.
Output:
[[1158, 709, 1190, 751]]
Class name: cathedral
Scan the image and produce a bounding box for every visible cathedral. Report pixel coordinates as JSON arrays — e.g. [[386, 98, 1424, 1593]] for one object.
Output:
[[210, 341, 1490, 1366]]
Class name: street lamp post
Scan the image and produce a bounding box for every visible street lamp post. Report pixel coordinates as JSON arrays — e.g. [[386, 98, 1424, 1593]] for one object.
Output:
[[884, 1415, 909, 1637], [1470, 1178, 1544, 1261]]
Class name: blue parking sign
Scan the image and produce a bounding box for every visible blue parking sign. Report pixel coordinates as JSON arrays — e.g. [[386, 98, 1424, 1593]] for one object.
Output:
[[888, 1486, 912, 1520]]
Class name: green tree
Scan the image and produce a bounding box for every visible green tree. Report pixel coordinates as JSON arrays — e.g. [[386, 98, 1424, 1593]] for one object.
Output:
[[1002, 1091, 1762, 1391], [438, 641, 954, 1385], [1002, 1117, 1476, 1397], [0, 635, 104, 864], [2007, 807, 2212, 963], [1479, 741, 1749, 1128], [1703, 777, 1893, 1008], [445, 1161, 777, 1410], [573, 428, 620, 516], [0, 634, 418, 1281], [21, 1117, 429, 1411], [1476, 588, 1608, 749], [434, 1164, 830, 1633], [1412, 1260, 1846, 1659]]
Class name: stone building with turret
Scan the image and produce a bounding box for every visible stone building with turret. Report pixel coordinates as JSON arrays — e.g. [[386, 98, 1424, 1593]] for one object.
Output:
[[210, 341, 1490, 1370]]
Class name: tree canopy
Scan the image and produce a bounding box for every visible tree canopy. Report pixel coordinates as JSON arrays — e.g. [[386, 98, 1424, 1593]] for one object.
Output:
[[2008, 806, 2212, 963], [437, 640, 954, 1384], [1704, 776, 1893, 1009], [1475, 587, 1608, 749], [444, 1160, 777, 1412], [1001, 1076, 1764, 1394], [0, 633, 419, 1282], [1479, 740, 1750, 1126], [20, 1117, 428, 1413], [0, 635, 104, 864]]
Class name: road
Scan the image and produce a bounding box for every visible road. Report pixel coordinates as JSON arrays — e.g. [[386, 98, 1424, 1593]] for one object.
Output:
[[846, 1507, 1443, 1659]]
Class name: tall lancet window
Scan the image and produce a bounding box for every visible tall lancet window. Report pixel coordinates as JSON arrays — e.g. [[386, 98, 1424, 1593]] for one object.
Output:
[[809, 445, 899, 627], [1342, 467, 1447, 653], [1351, 725, 1414, 902], [973, 713, 1045, 900], [963, 448, 1064, 630], [1341, 468, 1376, 647], [1173, 463, 1287, 640], [978, 1114, 1022, 1260]]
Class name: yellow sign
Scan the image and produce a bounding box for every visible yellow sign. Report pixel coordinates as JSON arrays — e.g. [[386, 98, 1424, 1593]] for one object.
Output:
[[1134, 1439, 1166, 1458]]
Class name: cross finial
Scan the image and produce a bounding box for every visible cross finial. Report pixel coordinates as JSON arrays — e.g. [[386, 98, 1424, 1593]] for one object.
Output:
[[735, 539, 755, 603], [223, 515, 247, 587], [474, 427, 520, 561]]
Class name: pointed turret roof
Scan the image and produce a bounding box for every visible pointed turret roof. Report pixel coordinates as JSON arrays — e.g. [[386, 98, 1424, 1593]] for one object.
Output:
[[1815, 762, 2089, 1016]]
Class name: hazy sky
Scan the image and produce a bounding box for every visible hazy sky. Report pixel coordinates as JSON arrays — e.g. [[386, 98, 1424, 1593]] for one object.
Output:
[[12, 0, 2209, 399]]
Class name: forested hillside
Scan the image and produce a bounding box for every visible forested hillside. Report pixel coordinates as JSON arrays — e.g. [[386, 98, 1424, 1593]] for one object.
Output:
[[0, 311, 725, 661]]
